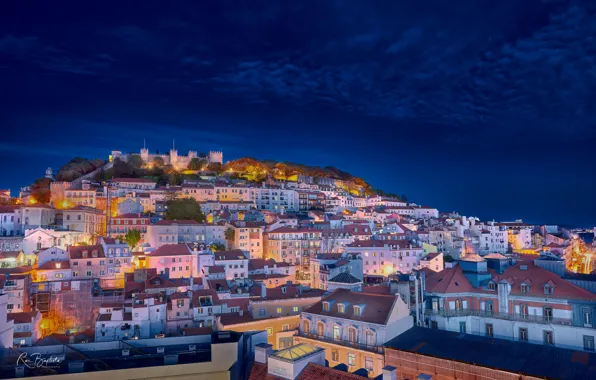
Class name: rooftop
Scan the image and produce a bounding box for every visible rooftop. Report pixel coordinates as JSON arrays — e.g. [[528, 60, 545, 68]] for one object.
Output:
[[328, 272, 362, 284], [384, 326, 596, 380]]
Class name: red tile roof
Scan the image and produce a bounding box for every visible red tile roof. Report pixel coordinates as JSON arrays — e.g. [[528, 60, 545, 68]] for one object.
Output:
[[8, 311, 38, 324], [37, 261, 70, 270], [248, 362, 367, 380], [214, 249, 247, 261], [0, 251, 20, 260], [303, 288, 397, 325], [153, 219, 199, 225], [147, 243, 192, 256], [68, 245, 106, 259]]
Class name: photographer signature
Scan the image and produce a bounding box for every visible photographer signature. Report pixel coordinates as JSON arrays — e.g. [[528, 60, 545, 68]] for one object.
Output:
[[17, 352, 64, 369]]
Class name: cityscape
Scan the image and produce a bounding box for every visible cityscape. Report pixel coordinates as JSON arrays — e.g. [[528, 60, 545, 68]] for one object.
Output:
[[2, 1, 596, 380]]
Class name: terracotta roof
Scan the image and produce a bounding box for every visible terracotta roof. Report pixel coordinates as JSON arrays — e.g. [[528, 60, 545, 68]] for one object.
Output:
[[422, 252, 442, 260], [214, 249, 247, 261], [483, 253, 507, 260], [248, 361, 368, 380], [112, 213, 148, 219], [37, 261, 70, 270], [303, 289, 396, 325], [460, 253, 485, 262], [424, 266, 477, 294], [248, 258, 278, 271], [251, 284, 325, 301], [170, 291, 190, 300], [147, 243, 192, 256], [153, 219, 199, 225], [8, 311, 38, 324], [361, 285, 391, 295], [0, 251, 20, 260], [219, 311, 255, 325], [110, 178, 156, 183], [63, 205, 103, 214], [206, 265, 226, 274], [347, 240, 416, 249], [268, 227, 322, 234], [68, 245, 105, 259]]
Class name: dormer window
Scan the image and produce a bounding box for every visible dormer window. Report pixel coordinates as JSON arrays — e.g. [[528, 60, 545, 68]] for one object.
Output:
[[82, 250, 88, 258], [323, 301, 330, 312], [338, 304, 345, 313], [488, 282, 496, 291], [521, 284, 529, 293], [544, 285, 554, 295], [92, 250, 98, 258], [353, 306, 362, 316], [55, 263, 61, 269]]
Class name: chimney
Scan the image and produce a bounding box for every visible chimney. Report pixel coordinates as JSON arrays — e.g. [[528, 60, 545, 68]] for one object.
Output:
[[382, 366, 397, 380], [254, 343, 273, 364], [261, 282, 267, 299]]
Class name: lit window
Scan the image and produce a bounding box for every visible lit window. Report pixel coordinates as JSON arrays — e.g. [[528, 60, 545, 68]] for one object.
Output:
[[348, 353, 356, 366], [266, 328, 272, 336], [276, 307, 283, 314]]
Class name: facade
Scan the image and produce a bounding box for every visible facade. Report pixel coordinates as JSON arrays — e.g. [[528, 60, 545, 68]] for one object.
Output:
[[22, 227, 85, 254], [9, 311, 42, 347], [295, 289, 414, 378], [64, 187, 97, 208], [145, 220, 226, 248], [109, 213, 149, 240], [344, 240, 425, 276], [228, 221, 264, 259], [15, 205, 56, 230], [145, 243, 195, 279], [253, 186, 298, 212], [424, 254, 596, 351], [62, 206, 105, 236], [214, 249, 249, 283], [265, 227, 323, 273], [310, 253, 363, 291], [0, 273, 30, 313], [0, 205, 20, 236]]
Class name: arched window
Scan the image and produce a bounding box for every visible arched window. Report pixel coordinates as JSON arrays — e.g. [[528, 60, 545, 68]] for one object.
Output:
[[348, 327, 357, 343], [333, 325, 341, 340], [317, 322, 325, 336], [303, 320, 310, 333], [365, 330, 375, 346]]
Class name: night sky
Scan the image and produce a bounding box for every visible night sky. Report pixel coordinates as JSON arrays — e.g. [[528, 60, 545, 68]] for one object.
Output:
[[1, 1, 595, 227]]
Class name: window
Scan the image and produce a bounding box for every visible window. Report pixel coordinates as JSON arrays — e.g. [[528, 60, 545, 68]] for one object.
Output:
[[293, 306, 299, 312], [322, 302, 330, 311], [338, 304, 345, 313], [459, 322, 466, 334], [282, 324, 290, 332], [544, 285, 553, 295], [488, 282, 496, 291], [520, 304, 529, 319], [486, 323, 493, 337], [521, 283, 529, 293], [331, 349, 339, 362], [365, 331, 375, 346], [519, 328, 528, 341], [353, 306, 361, 316], [584, 336, 595, 352], [333, 325, 340, 340], [303, 320, 310, 333], [544, 307, 553, 322], [276, 307, 283, 314], [364, 357, 374, 372], [266, 328, 272, 336], [583, 308, 593, 327], [347, 353, 356, 367], [348, 327, 357, 343], [317, 322, 324, 336], [544, 331, 554, 345]]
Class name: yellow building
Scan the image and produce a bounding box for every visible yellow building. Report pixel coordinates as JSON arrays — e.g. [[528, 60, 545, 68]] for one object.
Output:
[[219, 314, 299, 350]]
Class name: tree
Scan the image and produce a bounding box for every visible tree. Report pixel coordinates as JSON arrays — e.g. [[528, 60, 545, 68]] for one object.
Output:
[[210, 243, 226, 252], [224, 227, 235, 249], [124, 229, 142, 251], [129, 154, 144, 168], [187, 157, 207, 170], [30, 177, 52, 204], [165, 198, 205, 222], [152, 156, 165, 168], [207, 162, 223, 173], [112, 158, 135, 178]]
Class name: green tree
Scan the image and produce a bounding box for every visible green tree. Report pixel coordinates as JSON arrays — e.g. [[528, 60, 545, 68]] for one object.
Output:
[[124, 229, 142, 250], [129, 154, 144, 168], [207, 162, 223, 173], [210, 243, 226, 252], [30, 177, 52, 204], [112, 158, 135, 178], [187, 157, 207, 170], [224, 227, 235, 249], [152, 156, 165, 167], [165, 198, 206, 222]]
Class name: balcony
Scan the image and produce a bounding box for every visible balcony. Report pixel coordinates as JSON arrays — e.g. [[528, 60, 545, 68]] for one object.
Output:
[[425, 309, 575, 327], [297, 331, 383, 354]]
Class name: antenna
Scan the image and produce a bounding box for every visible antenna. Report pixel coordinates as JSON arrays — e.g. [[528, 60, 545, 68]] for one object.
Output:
[[143, 138, 146, 150], [173, 139, 175, 150]]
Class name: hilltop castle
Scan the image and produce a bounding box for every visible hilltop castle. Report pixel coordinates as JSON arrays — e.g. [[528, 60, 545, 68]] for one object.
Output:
[[110, 143, 223, 170]]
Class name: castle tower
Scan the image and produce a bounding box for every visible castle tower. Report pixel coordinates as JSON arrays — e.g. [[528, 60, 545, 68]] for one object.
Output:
[[170, 140, 178, 166], [209, 150, 223, 164], [45, 167, 54, 180], [188, 151, 197, 159]]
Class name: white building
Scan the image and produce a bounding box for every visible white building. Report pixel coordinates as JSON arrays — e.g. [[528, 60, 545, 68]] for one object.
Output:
[[145, 220, 226, 248], [22, 227, 85, 254], [0, 205, 20, 236], [0, 294, 14, 348], [214, 249, 249, 283], [344, 240, 425, 276], [253, 186, 298, 212], [15, 205, 56, 230], [9, 311, 42, 347]]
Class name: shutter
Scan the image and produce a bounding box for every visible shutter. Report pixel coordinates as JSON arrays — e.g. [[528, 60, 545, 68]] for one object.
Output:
[[515, 305, 520, 314], [462, 300, 468, 310], [480, 301, 485, 310], [449, 301, 456, 310]]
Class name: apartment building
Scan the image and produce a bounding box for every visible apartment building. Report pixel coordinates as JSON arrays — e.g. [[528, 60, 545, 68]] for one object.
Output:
[[109, 213, 149, 239], [145, 243, 195, 279], [253, 186, 298, 212], [213, 249, 249, 283], [145, 220, 226, 248], [9, 311, 42, 347], [0, 273, 30, 313], [424, 254, 596, 351], [295, 289, 414, 377], [310, 253, 363, 291], [265, 227, 322, 274], [62, 206, 105, 236], [228, 221, 265, 259], [344, 240, 424, 276]]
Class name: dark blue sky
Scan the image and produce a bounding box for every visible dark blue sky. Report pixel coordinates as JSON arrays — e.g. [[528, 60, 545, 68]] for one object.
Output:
[[1, 0, 595, 226]]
